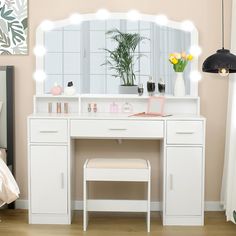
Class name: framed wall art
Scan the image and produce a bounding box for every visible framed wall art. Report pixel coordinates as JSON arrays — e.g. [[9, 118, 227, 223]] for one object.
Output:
[[0, 0, 28, 55]]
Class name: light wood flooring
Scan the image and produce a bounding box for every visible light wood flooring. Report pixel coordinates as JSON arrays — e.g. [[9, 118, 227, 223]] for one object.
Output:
[[0, 210, 235, 236]]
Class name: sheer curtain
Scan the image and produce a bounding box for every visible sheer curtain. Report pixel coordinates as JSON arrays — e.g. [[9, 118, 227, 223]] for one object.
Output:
[[221, 0, 236, 223]]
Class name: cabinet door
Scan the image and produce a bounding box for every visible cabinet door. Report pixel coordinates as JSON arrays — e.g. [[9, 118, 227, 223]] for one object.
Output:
[[166, 147, 202, 216], [30, 145, 68, 214]]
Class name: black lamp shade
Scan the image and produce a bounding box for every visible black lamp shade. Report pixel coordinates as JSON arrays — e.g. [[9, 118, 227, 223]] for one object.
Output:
[[202, 49, 236, 73]]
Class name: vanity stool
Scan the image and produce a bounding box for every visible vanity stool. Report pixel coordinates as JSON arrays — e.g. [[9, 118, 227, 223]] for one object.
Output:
[[83, 158, 151, 232]]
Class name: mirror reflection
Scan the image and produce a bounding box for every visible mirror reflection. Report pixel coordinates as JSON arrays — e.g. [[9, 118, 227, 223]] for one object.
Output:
[[43, 20, 191, 95]]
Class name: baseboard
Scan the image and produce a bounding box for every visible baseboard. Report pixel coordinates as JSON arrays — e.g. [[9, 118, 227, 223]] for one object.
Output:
[[15, 200, 224, 212], [15, 200, 28, 209], [204, 201, 224, 211]]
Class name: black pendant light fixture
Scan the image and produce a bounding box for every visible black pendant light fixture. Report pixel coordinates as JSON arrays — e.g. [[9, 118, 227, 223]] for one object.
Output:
[[202, 0, 236, 76]]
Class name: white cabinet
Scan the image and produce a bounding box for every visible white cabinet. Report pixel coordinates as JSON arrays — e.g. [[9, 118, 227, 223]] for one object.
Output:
[[166, 147, 203, 216], [164, 120, 205, 225], [30, 145, 68, 214], [28, 118, 70, 224]]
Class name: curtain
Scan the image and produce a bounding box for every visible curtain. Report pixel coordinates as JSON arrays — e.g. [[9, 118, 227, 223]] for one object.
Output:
[[221, 0, 236, 224]]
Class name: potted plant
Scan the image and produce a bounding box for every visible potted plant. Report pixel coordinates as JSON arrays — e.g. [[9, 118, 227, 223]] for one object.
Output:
[[234, 211, 236, 223], [103, 29, 146, 94]]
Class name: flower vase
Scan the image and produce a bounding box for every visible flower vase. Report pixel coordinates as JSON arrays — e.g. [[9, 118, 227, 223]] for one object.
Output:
[[174, 72, 185, 96]]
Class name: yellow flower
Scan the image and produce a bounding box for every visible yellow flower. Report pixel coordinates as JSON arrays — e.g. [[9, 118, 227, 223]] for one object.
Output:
[[169, 57, 178, 64], [187, 54, 193, 61]]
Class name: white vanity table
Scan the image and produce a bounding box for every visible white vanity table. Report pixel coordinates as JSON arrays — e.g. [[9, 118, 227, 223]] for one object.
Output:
[[28, 95, 205, 226], [28, 12, 205, 226]]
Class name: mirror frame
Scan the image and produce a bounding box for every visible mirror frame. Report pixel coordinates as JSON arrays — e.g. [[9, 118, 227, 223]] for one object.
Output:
[[34, 12, 199, 96]]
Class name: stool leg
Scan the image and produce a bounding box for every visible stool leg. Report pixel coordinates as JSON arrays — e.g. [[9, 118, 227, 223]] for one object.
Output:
[[83, 177, 88, 231], [147, 173, 151, 232]]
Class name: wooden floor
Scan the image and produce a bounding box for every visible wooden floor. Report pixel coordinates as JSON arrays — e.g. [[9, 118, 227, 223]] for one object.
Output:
[[0, 210, 235, 236]]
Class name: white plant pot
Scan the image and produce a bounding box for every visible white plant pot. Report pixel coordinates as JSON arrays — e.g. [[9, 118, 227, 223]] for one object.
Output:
[[119, 85, 138, 94], [174, 72, 185, 97]]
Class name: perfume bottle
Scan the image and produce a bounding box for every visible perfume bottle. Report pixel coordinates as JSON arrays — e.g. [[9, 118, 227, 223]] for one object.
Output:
[[138, 83, 144, 96], [64, 103, 68, 113], [56, 102, 61, 113], [147, 76, 155, 96], [158, 78, 165, 95], [64, 81, 76, 96], [88, 103, 92, 112], [110, 102, 119, 113], [93, 103, 97, 113], [48, 102, 52, 113], [122, 102, 133, 113]]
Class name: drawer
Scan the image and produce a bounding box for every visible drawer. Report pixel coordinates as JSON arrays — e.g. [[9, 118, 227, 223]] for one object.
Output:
[[70, 120, 164, 139], [30, 119, 68, 143], [167, 121, 203, 145]]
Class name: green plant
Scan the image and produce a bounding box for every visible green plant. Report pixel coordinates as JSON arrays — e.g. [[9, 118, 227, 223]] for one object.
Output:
[[233, 211, 236, 223], [103, 29, 146, 86]]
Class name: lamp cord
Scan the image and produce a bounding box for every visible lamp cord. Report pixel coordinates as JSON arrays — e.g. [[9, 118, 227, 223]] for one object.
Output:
[[222, 0, 224, 49]]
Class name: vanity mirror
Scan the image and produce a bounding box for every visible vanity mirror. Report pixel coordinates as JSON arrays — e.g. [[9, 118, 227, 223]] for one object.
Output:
[[35, 13, 200, 96]]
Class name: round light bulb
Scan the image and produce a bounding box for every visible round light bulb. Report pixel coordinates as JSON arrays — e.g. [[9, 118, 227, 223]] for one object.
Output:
[[155, 15, 168, 26], [33, 70, 47, 82], [127, 10, 140, 21], [181, 20, 195, 32], [190, 71, 202, 81], [33, 45, 46, 57], [219, 68, 229, 77], [40, 20, 54, 31], [189, 45, 202, 57], [69, 13, 82, 24], [96, 9, 111, 20]]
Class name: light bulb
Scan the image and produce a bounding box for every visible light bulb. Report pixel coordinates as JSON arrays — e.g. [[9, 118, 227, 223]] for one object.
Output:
[[127, 10, 140, 21], [190, 71, 202, 81], [189, 45, 202, 57], [40, 20, 54, 31], [219, 68, 229, 77], [33, 70, 47, 82], [69, 13, 82, 24], [181, 20, 195, 32], [155, 15, 168, 26], [33, 45, 46, 57], [96, 9, 111, 20]]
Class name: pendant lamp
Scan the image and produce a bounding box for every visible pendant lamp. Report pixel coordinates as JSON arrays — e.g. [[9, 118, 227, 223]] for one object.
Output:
[[202, 0, 236, 76]]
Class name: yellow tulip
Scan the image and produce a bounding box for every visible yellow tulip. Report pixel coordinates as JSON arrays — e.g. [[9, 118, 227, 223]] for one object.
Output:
[[187, 54, 193, 61], [171, 58, 178, 64]]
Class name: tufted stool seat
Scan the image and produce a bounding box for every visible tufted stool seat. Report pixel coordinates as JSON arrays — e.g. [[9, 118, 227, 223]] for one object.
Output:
[[83, 158, 151, 232]]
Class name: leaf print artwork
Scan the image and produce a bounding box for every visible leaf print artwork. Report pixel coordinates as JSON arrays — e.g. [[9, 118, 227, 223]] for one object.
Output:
[[0, 0, 28, 55]]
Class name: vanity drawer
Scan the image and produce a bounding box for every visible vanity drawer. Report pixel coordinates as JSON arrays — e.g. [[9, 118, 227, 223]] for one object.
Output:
[[167, 121, 203, 145], [70, 120, 164, 139], [30, 119, 68, 143]]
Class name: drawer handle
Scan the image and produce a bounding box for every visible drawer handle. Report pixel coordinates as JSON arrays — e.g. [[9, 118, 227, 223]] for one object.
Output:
[[39, 130, 59, 134], [176, 131, 194, 135], [61, 172, 64, 189], [169, 174, 174, 191], [109, 128, 127, 131]]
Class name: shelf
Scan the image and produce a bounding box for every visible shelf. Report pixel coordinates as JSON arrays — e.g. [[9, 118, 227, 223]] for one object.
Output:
[[35, 94, 199, 100]]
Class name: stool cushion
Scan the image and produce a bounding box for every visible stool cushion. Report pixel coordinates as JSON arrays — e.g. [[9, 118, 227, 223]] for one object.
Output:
[[86, 158, 148, 169]]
